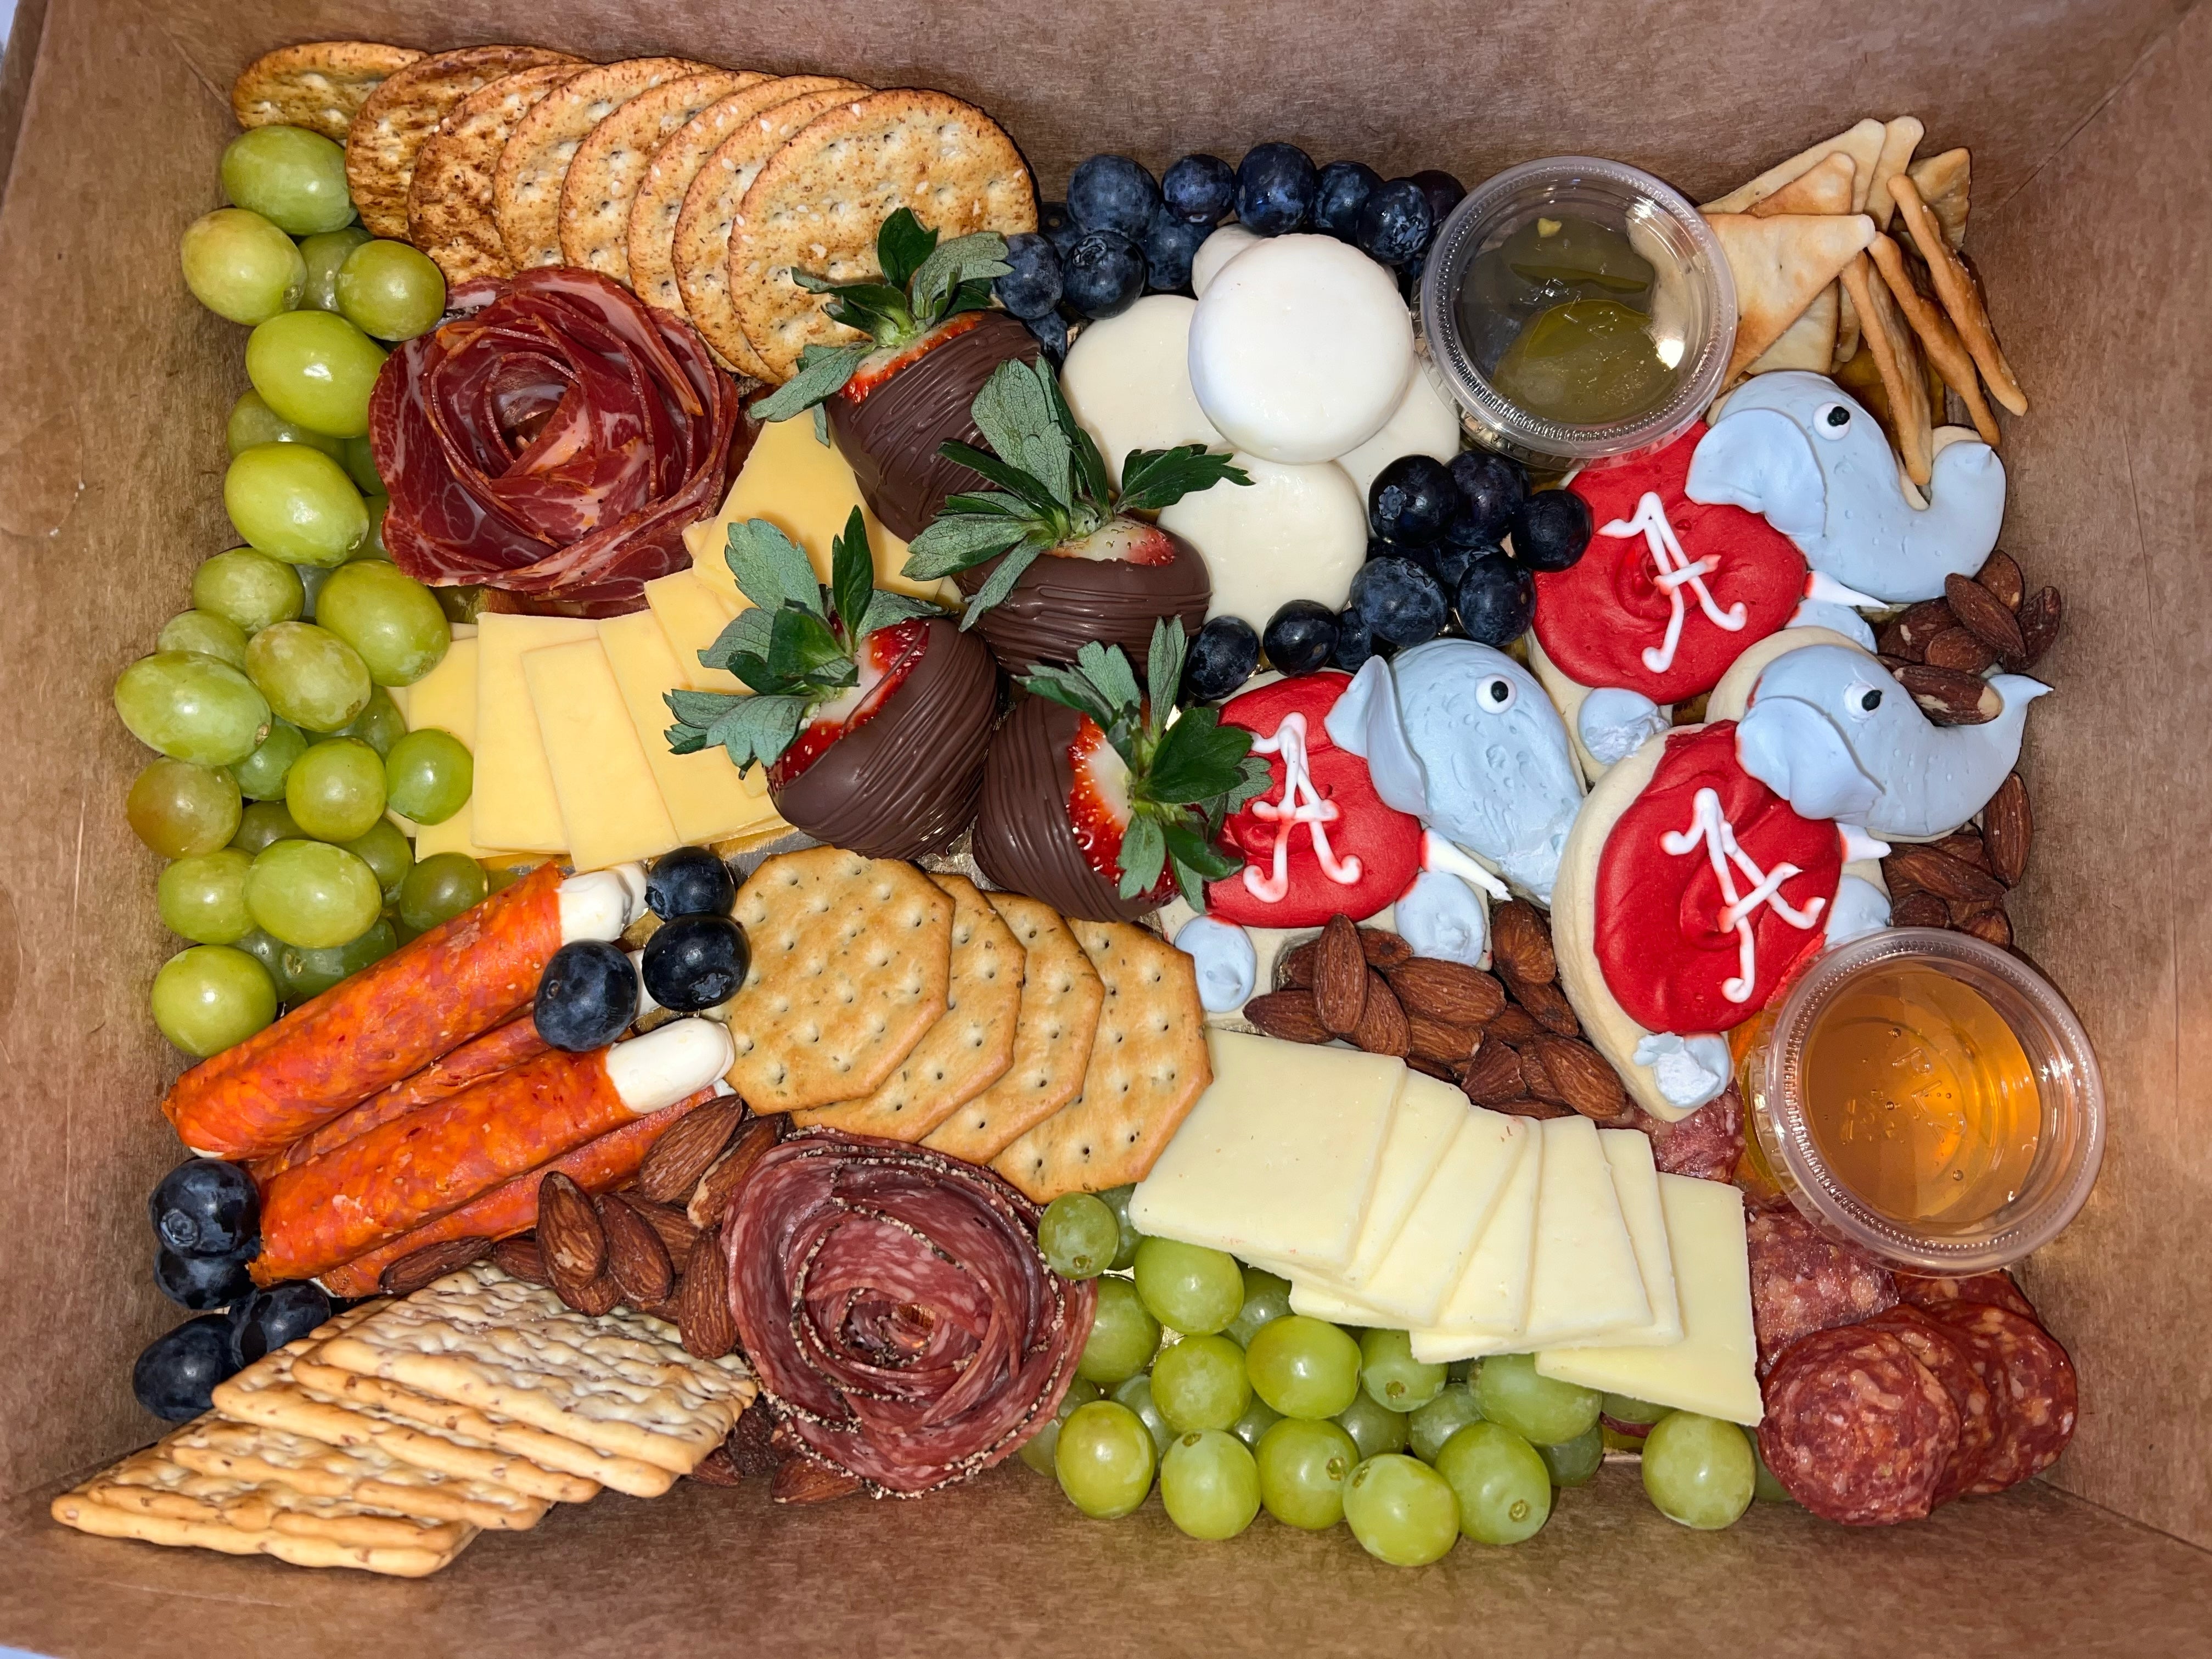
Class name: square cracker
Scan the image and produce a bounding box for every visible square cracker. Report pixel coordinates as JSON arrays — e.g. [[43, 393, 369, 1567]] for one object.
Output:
[[1888, 173, 2025, 416], [990, 920, 1210, 1202], [722, 847, 952, 1112], [796, 873, 1024, 1141], [164, 1416, 548, 1532], [1840, 252, 1934, 485], [1867, 233, 2001, 445], [1702, 119, 1887, 214], [231, 42, 425, 140], [924, 892, 1105, 1163], [1704, 212, 1875, 381]]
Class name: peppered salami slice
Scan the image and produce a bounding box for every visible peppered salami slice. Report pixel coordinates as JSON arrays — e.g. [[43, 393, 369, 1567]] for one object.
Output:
[[1924, 1302, 2078, 1494], [1747, 1203, 1899, 1372], [1894, 1268, 2040, 1325], [1759, 1324, 1960, 1526], [1865, 1305, 1996, 1503], [1642, 1083, 1745, 1182]]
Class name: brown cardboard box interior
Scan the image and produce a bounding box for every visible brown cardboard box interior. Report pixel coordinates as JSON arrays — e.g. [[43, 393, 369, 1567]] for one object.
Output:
[[0, 0, 2207, 1650]]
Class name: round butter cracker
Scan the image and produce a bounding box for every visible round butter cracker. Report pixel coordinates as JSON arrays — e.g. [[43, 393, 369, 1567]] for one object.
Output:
[[408, 63, 588, 285], [555, 68, 764, 283], [231, 41, 424, 141]]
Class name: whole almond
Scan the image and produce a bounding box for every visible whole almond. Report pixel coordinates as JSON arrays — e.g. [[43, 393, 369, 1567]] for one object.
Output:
[[772, 1457, 861, 1504], [1975, 551, 2025, 610], [636, 1097, 745, 1203], [1407, 1014, 1481, 1069], [1243, 988, 1333, 1044], [1490, 902, 1557, 984], [537, 1172, 608, 1298], [1885, 843, 2006, 904], [613, 1192, 700, 1273], [1894, 663, 2001, 725], [2010, 587, 2062, 669], [1358, 929, 1414, 968], [1522, 1044, 1565, 1105], [562, 1271, 622, 1318], [1532, 1037, 1629, 1120], [1961, 907, 2014, 948], [1874, 615, 1921, 662], [1313, 916, 1369, 1035], [686, 1442, 744, 1487], [1932, 829, 1990, 871], [379, 1236, 491, 1297], [1945, 894, 2006, 926], [677, 1218, 738, 1359], [490, 1234, 551, 1285], [1945, 573, 2025, 659], [1386, 957, 1507, 1027], [1890, 889, 1950, 929], [1350, 971, 1410, 1057], [1983, 772, 2032, 886], [1408, 1055, 1462, 1084], [1922, 627, 1996, 674], [1462, 1040, 1528, 1106], [688, 1116, 782, 1230], [1484, 1004, 1542, 1046], [1490, 1096, 1574, 1121], [598, 1192, 674, 1307], [1507, 973, 1581, 1037], [1278, 941, 1317, 988], [1884, 598, 1956, 662]]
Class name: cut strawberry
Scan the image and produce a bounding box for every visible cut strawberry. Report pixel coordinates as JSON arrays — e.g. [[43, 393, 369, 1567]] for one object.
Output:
[[836, 312, 992, 404], [766, 619, 930, 789], [1066, 716, 1143, 888]]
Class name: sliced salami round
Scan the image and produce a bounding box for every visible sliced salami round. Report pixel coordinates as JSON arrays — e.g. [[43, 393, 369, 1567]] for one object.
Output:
[[1865, 1304, 1997, 1504], [1924, 1301, 2078, 1494], [1643, 1082, 1746, 1184], [1747, 1203, 1900, 1373], [1894, 1268, 2040, 1325], [1758, 1324, 1960, 1526]]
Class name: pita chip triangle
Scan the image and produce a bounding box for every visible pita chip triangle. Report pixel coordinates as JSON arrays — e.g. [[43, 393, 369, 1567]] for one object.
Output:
[[1867, 116, 1925, 228], [1747, 151, 1855, 218], [1703, 119, 1886, 213], [1706, 211, 1876, 381]]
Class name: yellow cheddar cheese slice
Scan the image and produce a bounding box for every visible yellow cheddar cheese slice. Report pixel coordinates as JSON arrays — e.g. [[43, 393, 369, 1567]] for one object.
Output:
[[521, 637, 679, 872], [471, 613, 596, 854], [642, 570, 745, 694]]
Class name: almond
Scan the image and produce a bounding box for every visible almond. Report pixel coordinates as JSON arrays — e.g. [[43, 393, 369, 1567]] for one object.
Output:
[[1961, 907, 2014, 948], [1278, 941, 1316, 988], [1975, 551, 2024, 611], [1522, 1044, 1565, 1105], [537, 1172, 607, 1303], [1506, 973, 1580, 1037], [687, 1116, 781, 1230], [772, 1456, 861, 1505], [635, 1097, 745, 1203], [1408, 1055, 1463, 1084], [686, 1442, 744, 1487], [1890, 889, 1950, 929], [613, 1192, 700, 1273], [1462, 1040, 1528, 1106], [1894, 663, 2001, 725], [1484, 1004, 1543, 1046], [1490, 1096, 1574, 1121], [1885, 842, 2006, 904], [1385, 957, 1507, 1027], [1944, 574, 2025, 659], [562, 1271, 622, 1317], [1984, 772, 2032, 886], [1932, 830, 1991, 872], [1922, 627, 1996, 674], [1350, 971, 1410, 1057], [1883, 598, 1956, 662], [1358, 929, 1414, 968], [1243, 988, 1333, 1045], [1945, 894, 2005, 926], [378, 1236, 491, 1297], [1407, 1014, 1481, 1069], [2009, 586, 2062, 670], [1490, 902, 1557, 984], [677, 1218, 738, 1359], [1312, 915, 1368, 1035], [1532, 1037, 1629, 1120], [598, 1191, 675, 1307], [489, 1234, 551, 1285]]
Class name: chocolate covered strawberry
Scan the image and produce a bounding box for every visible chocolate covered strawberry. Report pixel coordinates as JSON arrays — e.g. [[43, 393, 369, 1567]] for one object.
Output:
[[972, 620, 1271, 922], [750, 209, 1038, 540], [902, 358, 1248, 672], [664, 508, 996, 860]]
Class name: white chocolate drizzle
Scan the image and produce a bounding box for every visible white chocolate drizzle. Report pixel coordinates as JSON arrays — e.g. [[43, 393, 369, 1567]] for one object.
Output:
[[1242, 713, 1362, 903], [1659, 786, 1826, 1004], [1600, 491, 1747, 674]]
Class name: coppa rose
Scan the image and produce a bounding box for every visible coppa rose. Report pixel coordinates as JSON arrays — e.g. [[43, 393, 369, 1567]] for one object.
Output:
[[369, 267, 739, 614]]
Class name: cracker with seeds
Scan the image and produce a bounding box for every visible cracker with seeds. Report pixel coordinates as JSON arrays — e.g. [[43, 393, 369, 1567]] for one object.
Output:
[[924, 891, 1104, 1164], [731, 88, 1037, 381], [164, 1416, 548, 1532], [990, 919, 1210, 1201], [231, 42, 424, 140], [798, 873, 1024, 1141], [409, 63, 587, 284], [1888, 172, 2025, 416], [722, 847, 953, 1112], [494, 58, 717, 272], [556, 68, 762, 283]]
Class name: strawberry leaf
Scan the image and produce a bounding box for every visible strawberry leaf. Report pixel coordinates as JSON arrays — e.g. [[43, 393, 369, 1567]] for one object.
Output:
[[939, 439, 1070, 520], [905, 513, 1030, 578], [1161, 817, 1240, 881], [1229, 752, 1276, 810], [725, 518, 826, 621], [856, 590, 942, 638], [1146, 619, 1187, 735], [661, 690, 813, 772], [969, 360, 1072, 510], [1144, 707, 1254, 805], [1117, 446, 1253, 514], [876, 209, 937, 288], [767, 605, 853, 688], [1118, 814, 1167, 899], [828, 507, 873, 644], [720, 650, 778, 695], [1021, 666, 1119, 733], [911, 232, 1013, 324], [957, 536, 1052, 627], [750, 344, 873, 424], [700, 606, 774, 672], [1073, 638, 1143, 722]]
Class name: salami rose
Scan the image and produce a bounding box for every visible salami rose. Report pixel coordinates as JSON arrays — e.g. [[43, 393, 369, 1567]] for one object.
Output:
[[369, 267, 740, 614], [723, 1128, 1096, 1496]]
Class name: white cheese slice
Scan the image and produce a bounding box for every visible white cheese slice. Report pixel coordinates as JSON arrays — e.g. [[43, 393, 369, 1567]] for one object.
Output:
[[1406, 1118, 1545, 1363], [1191, 225, 1260, 298], [1127, 1031, 1405, 1275], [1559, 1128, 1686, 1350], [1335, 1072, 1470, 1289], [522, 638, 680, 872], [1331, 1107, 1529, 1326], [1062, 295, 1223, 488], [1520, 1116, 1652, 1349], [1537, 1175, 1762, 1425], [1159, 453, 1367, 629], [471, 613, 596, 853]]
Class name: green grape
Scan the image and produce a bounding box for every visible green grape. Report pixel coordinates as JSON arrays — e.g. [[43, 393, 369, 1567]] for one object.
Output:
[[1151, 1334, 1251, 1433], [345, 437, 386, 497], [1053, 1401, 1155, 1520], [1037, 1192, 1119, 1280], [435, 584, 487, 625], [315, 561, 448, 686], [1074, 1276, 1160, 1387], [158, 849, 255, 945], [297, 562, 332, 621], [1343, 1453, 1459, 1567], [245, 839, 383, 948], [344, 819, 414, 904], [1641, 1413, 1755, 1531], [1435, 1422, 1553, 1545], [126, 758, 243, 858], [284, 737, 386, 841], [245, 621, 372, 732], [355, 494, 394, 560], [227, 389, 345, 459], [179, 207, 305, 324], [279, 918, 398, 1001], [225, 442, 368, 568], [221, 125, 355, 235], [233, 927, 295, 1001], [193, 548, 304, 634], [341, 687, 408, 756], [151, 945, 277, 1057], [1160, 1430, 1260, 1541], [1475, 1353, 1602, 1447], [300, 227, 372, 313], [246, 309, 388, 439], [1132, 1238, 1245, 1336], [1408, 1382, 1486, 1464], [1536, 1422, 1603, 1487], [157, 610, 250, 670], [1097, 1184, 1141, 1271], [114, 652, 271, 767], [230, 720, 307, 801], [482, 859, 530, 895], [1229, 1395, 1282, 1452], [1224, 1266, 1293, 1348], [1255, 1417, 1357, 1531], [1017, 1377, 1101, 1475], [1335, 1389, 1411, 1461], [384, 729, 471, 825], [336, 239, 448, 341], [1245, 1315, 1361, 1420], [231, 799, 304, 855], [1110, 1374, 1174, 1458], [1361, 1328, 1447, 1414], [1749, 1426, 1794, 1504], [1602, 1392, 1671, 1430]]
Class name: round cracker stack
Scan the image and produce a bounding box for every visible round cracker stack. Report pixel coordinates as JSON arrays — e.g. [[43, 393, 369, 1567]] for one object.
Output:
[[408, 63, 587, 285], [231, 42, 425, 141], [346, 45, 584, 239], [729, 89, 1038, 382], [629, 83, 818, 321]]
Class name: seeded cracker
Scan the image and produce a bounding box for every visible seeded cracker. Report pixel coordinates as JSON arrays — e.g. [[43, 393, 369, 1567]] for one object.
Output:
[[731, 88, 1038, 381], [991, 920, 1211, 1202], [162, 1416, 549, 1532], [231, 42, 424, 141], [409, 64, 588, 284], [557, 69, 762, 283]]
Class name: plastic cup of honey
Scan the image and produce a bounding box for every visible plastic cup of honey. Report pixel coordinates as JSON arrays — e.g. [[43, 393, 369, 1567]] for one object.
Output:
[[1736, 928, 2104, 1273], [1418, 155, 1735, 470]]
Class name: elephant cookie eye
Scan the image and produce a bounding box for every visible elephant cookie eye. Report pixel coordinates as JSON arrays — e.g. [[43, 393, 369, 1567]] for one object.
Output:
[[1476, 676, 1517, 713], [1845, 680, 1884, 718], [1815, 402, 1852, 440]]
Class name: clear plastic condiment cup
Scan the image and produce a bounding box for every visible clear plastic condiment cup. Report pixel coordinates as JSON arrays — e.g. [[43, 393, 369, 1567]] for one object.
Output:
[[1736, 927, 2105, 1274]]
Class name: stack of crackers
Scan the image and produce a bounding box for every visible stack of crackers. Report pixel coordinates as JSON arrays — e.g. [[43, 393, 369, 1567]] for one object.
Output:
[[229, 43, 1038, 382], [718, 847, 1211, 1204], [1700, 118, 2023, 486], [53, 1265, 755, 1578]]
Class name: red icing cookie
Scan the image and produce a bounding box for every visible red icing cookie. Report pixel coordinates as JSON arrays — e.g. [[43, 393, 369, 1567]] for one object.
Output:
[[1596, 721, 1840, 1034], [1207, 673, 1422, 927], [1535, 424, 1806, 703]]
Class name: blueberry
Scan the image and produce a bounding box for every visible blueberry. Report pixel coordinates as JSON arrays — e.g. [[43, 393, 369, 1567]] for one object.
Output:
[[642, 915, 751, 1013], [1356, 178, 1434, 267], [228, 1281, 334, 1367], [1431, 534, 1496, 593], [1263, 601, 1340, 676], [1024, 310, 1071, 363], [1368, 454, 1458, 546], [534, 939, 639, 1052], [1161, 153, 1236, 225], [1182, 616, 1260, 703], [134, 1315, 240, 1422], [1331, 604, 1379, 672], [1234, 142, 1318, 235], [646, 845, 737, 920], [1455, 554, 1536, 646], [1510, 489, 1595, 572], [155, 1246, 256, 1311], [1350, 556, 1449, 649], [1040, 200, 1082, 259], [1062, 229, 1147, 319], [149, 1158, 258, 1259], [993, 232, 1063, 320], [1141, 207, 1209, 294], [1448, 449, 1529, 542], [1409, 169, 1466, 237], [1067, 155, 1159, 239], [1312, 161, 1382, 240]]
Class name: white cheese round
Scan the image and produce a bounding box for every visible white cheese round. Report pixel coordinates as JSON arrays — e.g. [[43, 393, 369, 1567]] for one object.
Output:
[[1190, 225, 1260, 298], [1062, 295, 1223, 487], [1159, 453, 1368, 627], [1334, 360, 1464, 498]]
